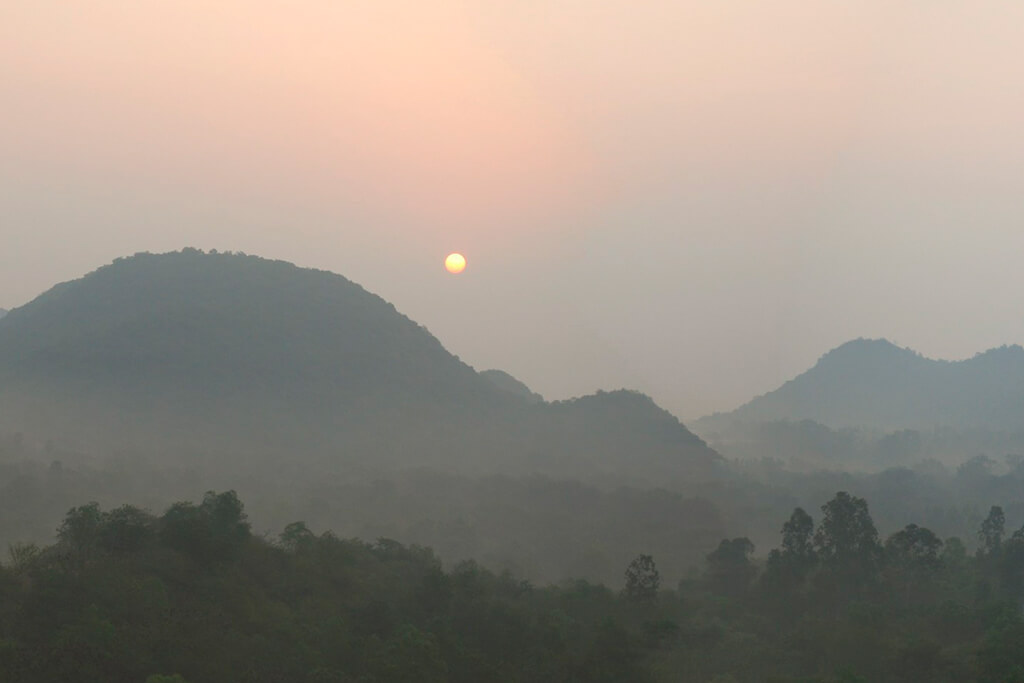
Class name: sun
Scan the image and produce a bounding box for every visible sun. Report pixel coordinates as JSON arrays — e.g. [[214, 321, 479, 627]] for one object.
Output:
[[444, 252, 466, 274]]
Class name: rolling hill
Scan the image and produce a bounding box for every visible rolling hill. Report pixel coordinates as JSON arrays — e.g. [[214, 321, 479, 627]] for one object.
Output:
[[698, 338, 1024, 432], [694, 339, 1024, 467], [0, 249, 720, 481], [480, 368, 544, 403]]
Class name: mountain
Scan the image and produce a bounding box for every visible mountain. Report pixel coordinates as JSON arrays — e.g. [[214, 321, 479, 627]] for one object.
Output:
[[480, 369, 544, 403], [0, 249, 719, 480], [0, 308, 6, 318], [697, 338, 1024, 434]]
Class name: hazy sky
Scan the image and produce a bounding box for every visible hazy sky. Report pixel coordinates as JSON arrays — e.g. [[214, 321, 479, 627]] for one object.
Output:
[[3, 2, 1024, 420]]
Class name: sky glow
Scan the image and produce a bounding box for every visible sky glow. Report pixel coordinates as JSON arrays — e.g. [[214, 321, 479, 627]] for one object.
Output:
[[3, 2, 1024, 418]]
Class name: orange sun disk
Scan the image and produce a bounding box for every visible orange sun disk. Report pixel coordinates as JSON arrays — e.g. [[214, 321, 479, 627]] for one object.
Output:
[[445, 253, 466, 274]]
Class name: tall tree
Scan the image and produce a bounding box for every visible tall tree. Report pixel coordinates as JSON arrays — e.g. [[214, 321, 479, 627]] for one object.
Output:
[[979, 505, 1006, 557], [706, 538, 756, 596], [98, 505, 154, 553], [56, 502, 103, 572], [624, 555, 660, 601], [885, 524, 943, 571], [781, 507, 816, 566], [814, 492, 881, 588], [764, 508, 817, 594]]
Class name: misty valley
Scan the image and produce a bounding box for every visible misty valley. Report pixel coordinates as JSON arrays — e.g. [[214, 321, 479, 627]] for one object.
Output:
[[1, 250, 1024, 682]]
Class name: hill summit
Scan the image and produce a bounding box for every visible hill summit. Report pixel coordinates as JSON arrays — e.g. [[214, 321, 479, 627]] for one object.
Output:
[[0, 250, 719, 481], [697, 337, 1024, 433]]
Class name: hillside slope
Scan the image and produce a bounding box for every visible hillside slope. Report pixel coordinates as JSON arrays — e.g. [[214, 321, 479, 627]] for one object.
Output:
[[697, 338, 1024, 433], [0, 250, 719, 480], [480, 369, 544, 403]]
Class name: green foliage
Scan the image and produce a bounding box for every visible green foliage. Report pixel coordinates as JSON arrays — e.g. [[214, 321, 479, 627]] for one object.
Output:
[[5, 489, 1024, 682], [705, 538, 756, 596], [99, 504, 155, 553], [764, 509, 817, 594], [159, 490, 250, 564], [980, 505, 1006, 556], [624, 554, 660, 601], [977, 606, 1024, 683], [1000, 535, 1024, 599], [7, 542, 40, 572], [0, 493, 654, 683], [56, 502, 103, 571], [814, 492, 881, 588], [781, 507, 816, 564], [280, 521, 316, 553], [885, 524, 943, 570], [0, 442, 731, 587]]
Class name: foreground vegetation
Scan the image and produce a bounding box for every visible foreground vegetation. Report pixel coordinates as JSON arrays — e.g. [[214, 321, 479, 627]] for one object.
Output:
[[1, 491, 656, 683], [3, 491, 1024, 682]]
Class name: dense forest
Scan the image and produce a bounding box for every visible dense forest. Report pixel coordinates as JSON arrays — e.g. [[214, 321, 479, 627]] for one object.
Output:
[[5, 428, 1024, 588], [5, 426, 1024, 587], [3, 490, 1024, 682]]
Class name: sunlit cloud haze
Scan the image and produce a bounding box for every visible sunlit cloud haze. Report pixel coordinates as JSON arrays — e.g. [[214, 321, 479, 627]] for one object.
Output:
[[3, 1, 1024, 419]]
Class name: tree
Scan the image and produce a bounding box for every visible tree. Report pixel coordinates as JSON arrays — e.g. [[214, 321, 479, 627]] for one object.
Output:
[[977, 606, 1024, 683], [279, 521, 316, 553], [57, 502, 103, 572], [764, 508, 817, 594], [781, 507, 816, 565], [979, 505, 1005, 557], [815, 493, 880, 563], [98, 505, 154, 553], [371, 624, 448, 683], [201, 490, 250, 547], [814, 492, 881, 588], [1000, 534, 1024, 600], [624, 554, 660, 601], [884, 524, 944, 605], [957, 454, 995, 482], [706, 538, 756, 596], [7, 542, 40, 573], [159, 490, 251, 564], [885, 524, 943, 571]]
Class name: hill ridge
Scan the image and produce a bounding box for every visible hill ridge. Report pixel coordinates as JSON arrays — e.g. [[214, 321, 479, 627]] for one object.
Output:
[[697, 337, 1024, 433], [0, 249, 720, 482]]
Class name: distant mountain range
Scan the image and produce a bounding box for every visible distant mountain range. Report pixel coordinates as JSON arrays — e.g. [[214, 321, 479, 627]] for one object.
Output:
[[0, 250, 719, 481], [695, 338, 1024, 466]]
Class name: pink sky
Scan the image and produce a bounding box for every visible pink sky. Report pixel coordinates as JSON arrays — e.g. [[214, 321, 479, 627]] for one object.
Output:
[[3, 2, 1024, 419]]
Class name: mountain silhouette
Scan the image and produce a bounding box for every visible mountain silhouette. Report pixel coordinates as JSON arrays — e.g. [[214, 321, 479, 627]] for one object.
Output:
[[0, 249, 719, 480], [480, 369, 544, 403], [697, 338, 1024, 433]]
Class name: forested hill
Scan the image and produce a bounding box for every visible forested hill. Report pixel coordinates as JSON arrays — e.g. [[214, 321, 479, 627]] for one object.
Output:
[[697, 338, 1024, 433], [480, 369, 544, 403], [0, 249, 719, 479]]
